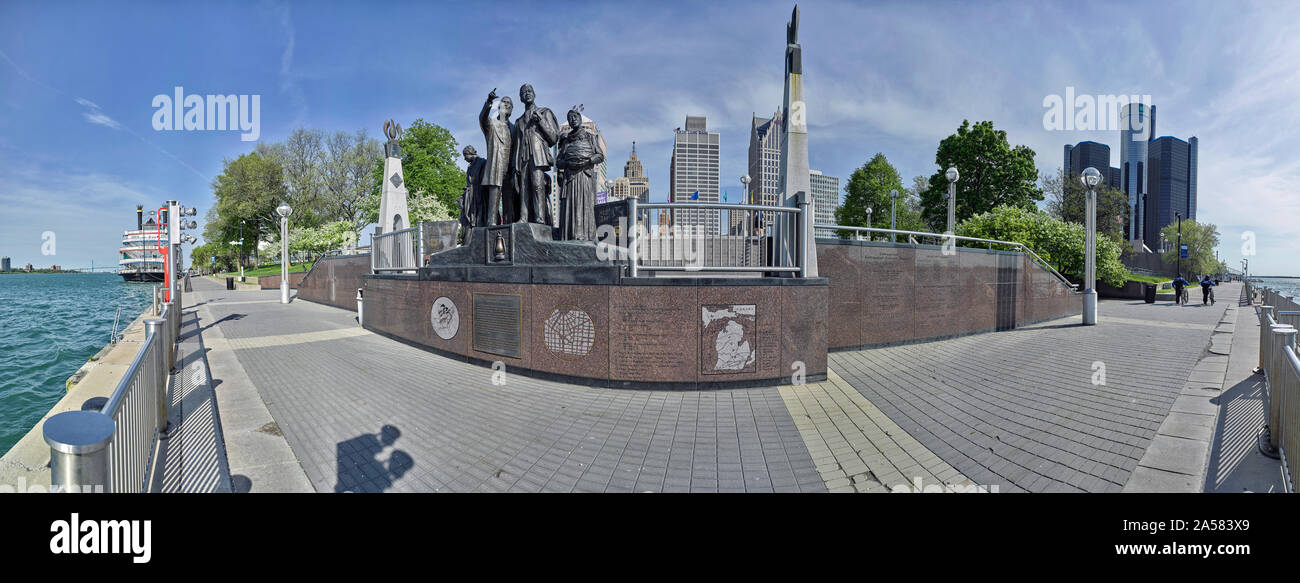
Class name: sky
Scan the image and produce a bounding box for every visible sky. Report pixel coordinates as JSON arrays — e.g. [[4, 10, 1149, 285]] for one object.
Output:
[[1, 0, 1297, 275]]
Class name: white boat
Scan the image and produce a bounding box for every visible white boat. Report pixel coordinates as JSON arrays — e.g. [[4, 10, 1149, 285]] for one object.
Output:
[[119, 207, 166, 283]]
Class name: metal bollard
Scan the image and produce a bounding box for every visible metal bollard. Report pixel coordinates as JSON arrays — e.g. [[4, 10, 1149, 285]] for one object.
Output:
[[144, 318, 171, 438], [1269, 326, 1297, 451], [162, 301, 176, 371], [356, 288, 364, 327], [43, 410, 114, 493], [1260, 306, 1275, 371]]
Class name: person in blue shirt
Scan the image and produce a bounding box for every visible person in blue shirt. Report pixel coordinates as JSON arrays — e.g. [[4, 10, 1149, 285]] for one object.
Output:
[[1200, 275, 1217, 305], [1171, 275, 1190, 305]]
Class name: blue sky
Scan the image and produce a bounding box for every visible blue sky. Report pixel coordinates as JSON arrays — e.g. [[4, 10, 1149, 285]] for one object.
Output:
[[1, 0, 1297, 275]]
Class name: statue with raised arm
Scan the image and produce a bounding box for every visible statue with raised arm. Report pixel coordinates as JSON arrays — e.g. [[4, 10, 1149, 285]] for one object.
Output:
[[509, 83, 559, 225], [556, 108, 605, 241], [478, 88, 514, 225]]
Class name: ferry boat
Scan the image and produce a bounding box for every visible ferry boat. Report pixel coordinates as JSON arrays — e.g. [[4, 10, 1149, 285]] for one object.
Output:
[[119, 205, 166, 282]]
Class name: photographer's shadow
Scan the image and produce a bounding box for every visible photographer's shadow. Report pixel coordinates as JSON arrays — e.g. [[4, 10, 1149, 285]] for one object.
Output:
[[333, 425, 413, 493]]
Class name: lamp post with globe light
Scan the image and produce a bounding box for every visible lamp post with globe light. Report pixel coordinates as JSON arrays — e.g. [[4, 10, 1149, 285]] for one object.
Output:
[[889, 188, 899, 243], [1081, 167, 1102, 325], [277, 202, 292, 304], [945, 167, 959, 235]]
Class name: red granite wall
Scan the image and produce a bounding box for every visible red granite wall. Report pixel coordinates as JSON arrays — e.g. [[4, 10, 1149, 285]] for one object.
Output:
[[817, 241, 1081, 349], [296, 254, 370, 311], [361, 277, 828, 388], [258, 271, 307, 290]]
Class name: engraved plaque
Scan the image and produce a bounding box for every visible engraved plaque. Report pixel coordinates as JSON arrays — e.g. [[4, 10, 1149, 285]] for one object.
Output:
[[472, 293, 522, 358], [700, 304, 757, 375]]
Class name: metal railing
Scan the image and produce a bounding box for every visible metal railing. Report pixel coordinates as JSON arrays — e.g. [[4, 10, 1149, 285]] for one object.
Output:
[[814, 224, 1079, 291], [628, 199, 808, 276], [42, 301, 178, 493], [1254, 284, 1300, 493], [372, 224, 422, 273]]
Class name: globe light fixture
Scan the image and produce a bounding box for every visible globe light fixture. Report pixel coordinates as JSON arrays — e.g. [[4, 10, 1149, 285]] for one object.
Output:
[[945, 166, 959, 236], [1081, 167, 1101, 325]]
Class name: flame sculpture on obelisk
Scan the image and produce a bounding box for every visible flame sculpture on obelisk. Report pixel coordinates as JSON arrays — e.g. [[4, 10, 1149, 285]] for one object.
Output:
[[776, 4, 816, 276]]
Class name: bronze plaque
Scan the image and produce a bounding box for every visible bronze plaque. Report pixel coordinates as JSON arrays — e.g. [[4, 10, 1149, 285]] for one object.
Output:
[[472, 292, 522, 358]]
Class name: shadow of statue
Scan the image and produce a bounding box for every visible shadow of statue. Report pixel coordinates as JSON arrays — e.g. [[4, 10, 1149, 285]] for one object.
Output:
[[334, 425, 412, 493]]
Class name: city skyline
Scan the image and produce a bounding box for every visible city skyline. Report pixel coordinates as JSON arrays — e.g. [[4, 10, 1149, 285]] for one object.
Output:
[[1, 1, 1297, 274]]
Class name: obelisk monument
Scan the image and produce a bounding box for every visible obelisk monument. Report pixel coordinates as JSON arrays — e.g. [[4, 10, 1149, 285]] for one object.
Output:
[[776, 4, 817, 276], [378, 119, 411, 235]]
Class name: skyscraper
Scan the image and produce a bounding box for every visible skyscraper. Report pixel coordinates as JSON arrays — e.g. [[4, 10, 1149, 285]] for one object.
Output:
[[623, 142, 649, 203], [1, 256, 9, 272], [809, 170, 839, 226], [669, 116, 720, 236], [747, 111, 783, 231], [1145, 135, 1198, 250], [1064, 141, 1111, 180], [1120, 102, 1156, 246]]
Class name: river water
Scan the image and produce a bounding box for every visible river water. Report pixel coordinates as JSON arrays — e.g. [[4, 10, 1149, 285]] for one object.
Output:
[[0, 273, 154, 456], [1254, 276, 1300, 302]]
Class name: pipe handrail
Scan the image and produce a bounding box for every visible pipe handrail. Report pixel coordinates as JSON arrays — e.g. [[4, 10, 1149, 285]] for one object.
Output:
[[813, 223, 1079, 290]]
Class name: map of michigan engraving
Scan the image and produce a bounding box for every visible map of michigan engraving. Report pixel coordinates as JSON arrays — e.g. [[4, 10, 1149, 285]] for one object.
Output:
[[700, 304, 756, 374]]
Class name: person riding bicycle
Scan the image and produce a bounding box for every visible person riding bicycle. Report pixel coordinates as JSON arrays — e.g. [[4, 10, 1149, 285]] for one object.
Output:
[[1200, 275, 1216, 305], [1171, 275, 1190, 305]]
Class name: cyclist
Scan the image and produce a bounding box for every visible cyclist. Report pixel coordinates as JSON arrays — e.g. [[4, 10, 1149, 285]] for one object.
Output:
[[1171, 274, 1190, 305], [1200, 275, 1216, 305]]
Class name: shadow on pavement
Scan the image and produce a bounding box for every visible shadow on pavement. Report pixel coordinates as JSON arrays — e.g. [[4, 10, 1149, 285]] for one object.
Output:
[[334, 425, 412, 493]]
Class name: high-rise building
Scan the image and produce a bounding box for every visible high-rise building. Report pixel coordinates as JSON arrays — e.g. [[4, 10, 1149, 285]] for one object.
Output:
[[669, 116, 720, 236], [1064, 141, 1111, 180], [1108, 167, 1121, 190], [809, 170, 839, 226], [748, 111, 783, 231], [1144, 135, 1198, 251], [1120, 102, 1156, 245], [610, 142, 649, 204], [0, 256, 9, 272]]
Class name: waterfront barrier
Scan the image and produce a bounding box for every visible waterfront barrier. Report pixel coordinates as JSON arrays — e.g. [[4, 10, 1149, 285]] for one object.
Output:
[[1252, 283, 1300, 493], [41, 299, 180, 492]]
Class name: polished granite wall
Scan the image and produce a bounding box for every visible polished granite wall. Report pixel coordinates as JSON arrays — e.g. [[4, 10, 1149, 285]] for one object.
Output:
[[817, 239, 1081, 350], [361, 275, 828, 390], [296, 254, 371, 311]]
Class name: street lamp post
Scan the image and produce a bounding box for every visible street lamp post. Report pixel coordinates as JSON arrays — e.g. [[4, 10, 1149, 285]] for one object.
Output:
[[1081, 167, 1102, 325], [239, 220, 246, 282], [740, 174, 753, 234], [945, 167, 959, 236], [865, 207, 872, 242], [889, 188, 899, 243], [277, 202, 293, 304]]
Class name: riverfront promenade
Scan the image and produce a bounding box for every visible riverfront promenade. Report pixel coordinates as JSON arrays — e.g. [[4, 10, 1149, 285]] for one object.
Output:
[[176, 277, 1274, 493]]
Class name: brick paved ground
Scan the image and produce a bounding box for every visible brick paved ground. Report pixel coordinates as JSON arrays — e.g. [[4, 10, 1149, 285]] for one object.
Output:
[[186, 276, 1239, 494], [831, 284, 1241, 493], [189, 278, 824, 493]]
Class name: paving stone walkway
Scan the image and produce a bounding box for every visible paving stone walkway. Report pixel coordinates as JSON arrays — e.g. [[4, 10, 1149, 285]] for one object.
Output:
[[831, 283, 1242, 493], [189, 278, 825, 493], [185, 276, 1245, 494]]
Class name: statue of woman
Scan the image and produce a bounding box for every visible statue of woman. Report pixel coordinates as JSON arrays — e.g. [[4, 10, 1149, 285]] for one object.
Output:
[[555, 109, 605, 241]]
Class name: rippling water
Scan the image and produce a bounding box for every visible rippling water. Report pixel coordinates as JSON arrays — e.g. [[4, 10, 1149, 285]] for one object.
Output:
[[0, 274, 154, 456], [1255, 276, 1300, 302]]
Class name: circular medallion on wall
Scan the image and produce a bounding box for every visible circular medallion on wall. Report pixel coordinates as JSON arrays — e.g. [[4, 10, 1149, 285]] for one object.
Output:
[[431, 296, 459, 340], [543, 306, 595, 359]]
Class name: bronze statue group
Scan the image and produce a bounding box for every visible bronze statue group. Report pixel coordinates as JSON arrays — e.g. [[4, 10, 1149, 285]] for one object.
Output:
[[461, 84, 605, 242]]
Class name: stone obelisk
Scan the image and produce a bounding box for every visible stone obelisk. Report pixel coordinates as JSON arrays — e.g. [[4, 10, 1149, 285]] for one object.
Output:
[[377, 119, 413, 268], [378, 119, 411, 235], [776, 4, 816, 276]]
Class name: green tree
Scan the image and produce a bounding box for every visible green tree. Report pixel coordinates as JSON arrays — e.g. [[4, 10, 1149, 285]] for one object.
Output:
[[364, 118, 463, 226], [957, 205, 1129, 288], [1042, 168, 1128, 242], [836, 153, 903, 232], [1159, 219, 1220, 277], [922, 120, 1043, 232], [205, 152, 287, 269], [285, 220, 357, 262], [321, 130, 381, 241], [256, 128, 327, 228]]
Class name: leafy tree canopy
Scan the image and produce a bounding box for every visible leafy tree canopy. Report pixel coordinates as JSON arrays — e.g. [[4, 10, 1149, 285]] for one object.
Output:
[[922, 120, 1043, 231], [957, 204, 1129, 288], [1158, 219, 1221, 277], [364, 118, 463, 226]]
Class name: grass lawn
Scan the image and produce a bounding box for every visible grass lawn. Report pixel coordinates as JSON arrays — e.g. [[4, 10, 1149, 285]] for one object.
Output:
[[1126, 274, 1172, 285], [214, 261, 315, 282]]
